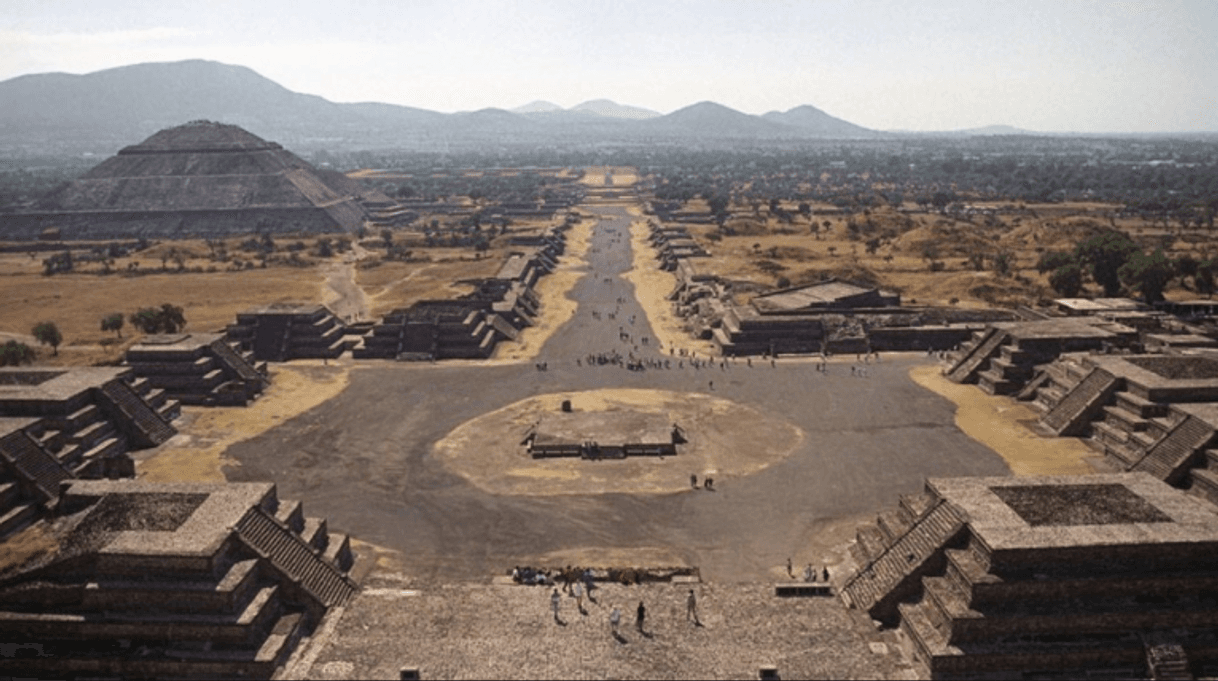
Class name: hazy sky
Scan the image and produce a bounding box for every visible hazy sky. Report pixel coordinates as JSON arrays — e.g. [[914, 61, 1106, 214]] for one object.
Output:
[[3, 0, 1216, 132]]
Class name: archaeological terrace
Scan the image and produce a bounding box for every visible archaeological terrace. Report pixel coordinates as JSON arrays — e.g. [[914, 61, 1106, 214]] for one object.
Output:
[[3, 162, 1218, 680]]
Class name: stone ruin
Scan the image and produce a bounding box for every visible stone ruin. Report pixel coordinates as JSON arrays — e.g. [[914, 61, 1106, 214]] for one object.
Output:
[[125, 332, 269, 406], [0, 368, 178, 539], [647, 222, 1015, 357], [0, 479, 357, 679], [842, 473, 1218, 679], [226, 303, 352, 362], [355, 229, 565, 361], [522, 410, 682, 459], [3, 120, 372, 240]]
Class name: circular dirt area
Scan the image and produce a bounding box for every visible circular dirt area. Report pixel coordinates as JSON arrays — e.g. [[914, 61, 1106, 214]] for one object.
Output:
[[433, 388, 803, 496]]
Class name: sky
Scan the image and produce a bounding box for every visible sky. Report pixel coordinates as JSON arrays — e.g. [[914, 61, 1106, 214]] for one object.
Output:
[[2, 0, 1216, 133]]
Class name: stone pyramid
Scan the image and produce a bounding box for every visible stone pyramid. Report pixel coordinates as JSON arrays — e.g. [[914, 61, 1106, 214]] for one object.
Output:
[[4, 120, 368, 240]]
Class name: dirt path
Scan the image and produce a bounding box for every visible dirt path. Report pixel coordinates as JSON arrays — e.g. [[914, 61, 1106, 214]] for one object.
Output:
[[320, 244, 372, 323], [620, 209, 717, 358], [908, 364, 1100, 475]]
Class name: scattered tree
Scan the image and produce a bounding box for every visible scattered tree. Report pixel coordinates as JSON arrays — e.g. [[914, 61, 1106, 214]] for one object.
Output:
[[101, 313, 124, 338], [130, 304, 187, 334], [1036, 251, 1075, 274], [1074, 230, 1139, 297], [1118, 248, 1174, 303], [32, 321, 62, 356], [1048, 263, 1084, 297], [0, 340, 35, 366]]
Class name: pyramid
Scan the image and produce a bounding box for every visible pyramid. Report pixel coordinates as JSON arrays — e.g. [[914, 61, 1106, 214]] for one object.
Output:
[[3, 120, 368, 240]]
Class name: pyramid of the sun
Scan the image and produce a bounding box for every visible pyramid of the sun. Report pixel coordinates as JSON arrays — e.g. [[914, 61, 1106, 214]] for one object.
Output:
[[4, 120, 368, 240]]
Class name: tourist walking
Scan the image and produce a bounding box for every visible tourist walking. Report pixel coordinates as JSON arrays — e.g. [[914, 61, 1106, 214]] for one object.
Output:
[[686, 589, 701, 625], [786, 557, 793, 578], [610, 606, 621, 637], [636, 601, 646, 633], [551, 588, 561, 623], [573, 581, 585, 614]]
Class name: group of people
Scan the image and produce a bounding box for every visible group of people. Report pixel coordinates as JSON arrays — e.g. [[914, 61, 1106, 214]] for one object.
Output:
[[550, 589, 702, 636], [786, 558, 831, 583]]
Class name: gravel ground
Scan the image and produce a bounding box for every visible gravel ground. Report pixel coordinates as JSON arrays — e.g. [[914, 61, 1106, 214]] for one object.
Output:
[[302, 571, 917, 680]]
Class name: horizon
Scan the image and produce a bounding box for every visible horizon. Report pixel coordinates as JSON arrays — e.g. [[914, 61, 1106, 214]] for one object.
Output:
[[3, 0, 1217, 134]]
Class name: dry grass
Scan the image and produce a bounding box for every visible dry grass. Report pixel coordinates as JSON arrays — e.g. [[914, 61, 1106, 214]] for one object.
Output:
[[138, 363, 351, 482], [674, 202, 1211, 309], [908, 365, 1098, 476], [0, 259, 324, 365]]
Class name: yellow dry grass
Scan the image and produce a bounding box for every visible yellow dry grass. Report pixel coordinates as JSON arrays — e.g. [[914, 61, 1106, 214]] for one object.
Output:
[[622, 218, 717, 357], [492, 213, 593, 361], [138, 363, 351, 483], [908, 365, 1098, 476], [581, 166, 638, 187], [0, 523, 57, 575], [0, 262, 324, 364], [358, 257, 501, 319]]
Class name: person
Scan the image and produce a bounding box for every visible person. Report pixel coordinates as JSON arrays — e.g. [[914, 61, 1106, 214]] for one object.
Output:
[[691, 474, 698, 489], [551, 588, 561, 622], [803, 564, 814, 582], [686, 589, 700, 625], [704, 477, 714, 490], [822, 566, 830, 582], [786, 558, 793, 578], [610, 606, 621, 637], [636, 601, 646, 633], [573, 581, 585, 614]]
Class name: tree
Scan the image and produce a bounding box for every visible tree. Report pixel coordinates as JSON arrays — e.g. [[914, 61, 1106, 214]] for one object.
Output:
[[129, 304, 187, 334], [1118, 248, 1174, 303], [1196, 259, 1216, 297], [1048, 263, 1084, 297], [0, 340, 35, 366], [1074, 230, 1140, 297], [992, 251, 1014, 277], [1036, 251, 1075, 274], [32, 321, 62, 356], [101, 313, 124, 338]]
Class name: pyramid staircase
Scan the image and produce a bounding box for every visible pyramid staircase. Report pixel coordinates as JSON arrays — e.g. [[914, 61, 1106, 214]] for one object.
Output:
[[235, 506, 357, 608], [945, 328, 1007, 384], [841, 491, 968, 625]]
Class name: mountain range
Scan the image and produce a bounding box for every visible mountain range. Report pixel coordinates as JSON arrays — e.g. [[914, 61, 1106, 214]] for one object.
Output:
[[0, 59, 1020, 152]]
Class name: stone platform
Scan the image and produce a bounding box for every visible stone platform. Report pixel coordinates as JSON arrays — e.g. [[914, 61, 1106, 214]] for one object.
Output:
[[526, 410, 679, 458]]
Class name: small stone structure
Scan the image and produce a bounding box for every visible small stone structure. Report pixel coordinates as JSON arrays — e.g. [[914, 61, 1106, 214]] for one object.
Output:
[[842, 473, 1218, 679], [226, 303, 352, 362], [0, 479, 357, 679], [125, 332, 269, 406], [1028, 352, 1218, 502], [355, 232, 565, 361], [0, 368, 177, 538], [944, 317, 1138, 394], [522, 411, 682, 459]]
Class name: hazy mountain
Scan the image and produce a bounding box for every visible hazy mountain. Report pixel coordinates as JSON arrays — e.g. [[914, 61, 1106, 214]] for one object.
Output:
[[762, 105, 879, 138], [640, 101, 800, 139], [957, 124, 1035, 136], [0, 59, 891, 151], [510, 100, 564, 114], [569, 99, 661, 120]]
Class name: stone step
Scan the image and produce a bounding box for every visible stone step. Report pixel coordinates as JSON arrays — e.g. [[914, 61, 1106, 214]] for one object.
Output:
[[0, 503, 37, 539], [1188, 468, 1218, 507]]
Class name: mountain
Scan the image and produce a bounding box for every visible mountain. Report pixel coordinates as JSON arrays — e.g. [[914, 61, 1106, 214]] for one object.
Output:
[[762, 105, 879, 138], [641, 101, 800, 139], [569, 99, 660, 120], [0, 60, 885, 151], [510, 100, 563, 114]]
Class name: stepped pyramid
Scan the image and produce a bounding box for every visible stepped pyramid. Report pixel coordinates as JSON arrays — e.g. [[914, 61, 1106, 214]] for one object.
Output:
[[5, 120, 368, 240]]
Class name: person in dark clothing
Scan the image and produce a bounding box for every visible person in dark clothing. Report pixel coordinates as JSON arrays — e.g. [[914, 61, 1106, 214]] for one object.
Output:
[[636, 601, 646, 633]]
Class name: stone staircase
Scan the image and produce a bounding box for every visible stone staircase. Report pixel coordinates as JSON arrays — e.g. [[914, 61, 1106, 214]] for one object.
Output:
[[0, 429, 71, 503], [99, 379, 177, 447], [1131, 415, 1217, 486], [841, 495, 967, 625], [1040, 367, 1120, 436], [946, 328, 1007, 384], [235, 507, 356, 608]]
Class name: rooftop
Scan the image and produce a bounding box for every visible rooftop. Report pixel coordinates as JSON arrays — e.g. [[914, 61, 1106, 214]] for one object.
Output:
[[129, 332, 224, 351], [929, 473, 1218, 552], [0, 367, 130, 401], [753, 280, 878, 312]]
